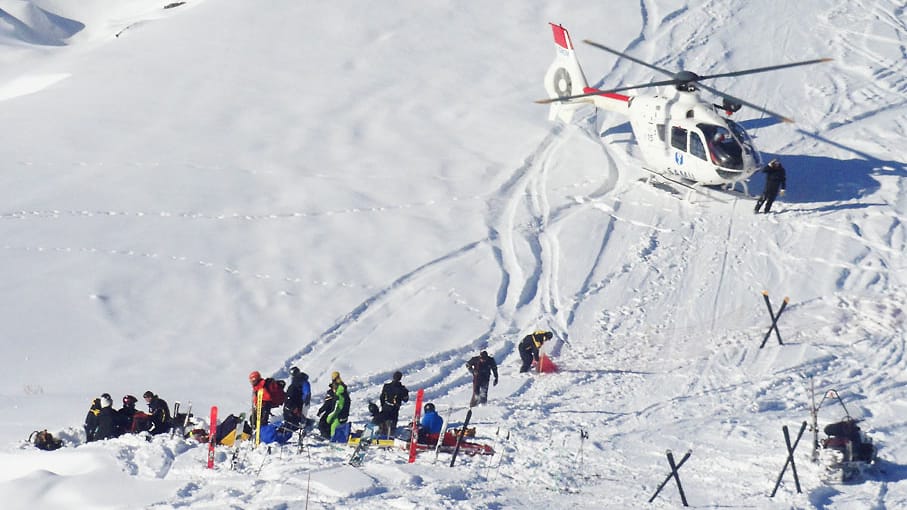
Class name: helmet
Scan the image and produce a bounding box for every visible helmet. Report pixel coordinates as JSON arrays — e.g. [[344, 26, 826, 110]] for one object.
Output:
[[249, 370, 261, 383], [123, 395, 137, 406], [289, 367, 300, 377], [424, 403, 435, 413], [769, 158, 780, 167], [100, 395, 113, 408], [331, 371, 340, 381]]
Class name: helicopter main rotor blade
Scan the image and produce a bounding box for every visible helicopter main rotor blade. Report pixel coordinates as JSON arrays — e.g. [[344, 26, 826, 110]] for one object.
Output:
[[534, 78, 684, 104], [693, 58, 833, 81], [696, 82, 795, 123], [582, 39, 676, 78]]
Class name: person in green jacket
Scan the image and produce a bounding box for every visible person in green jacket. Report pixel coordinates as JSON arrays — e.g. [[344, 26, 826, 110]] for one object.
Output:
[[326, 371, 350, 438]]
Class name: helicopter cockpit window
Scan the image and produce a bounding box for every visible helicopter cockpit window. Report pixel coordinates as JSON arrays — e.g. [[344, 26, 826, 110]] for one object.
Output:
[[699, 123, 743, 169], [671, 126, 687, 151], [726, 119, 756, 153], [689, 133, 707, 160]]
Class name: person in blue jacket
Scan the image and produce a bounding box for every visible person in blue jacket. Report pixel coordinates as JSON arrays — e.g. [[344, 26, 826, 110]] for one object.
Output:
[[418, 402, 444, 445]]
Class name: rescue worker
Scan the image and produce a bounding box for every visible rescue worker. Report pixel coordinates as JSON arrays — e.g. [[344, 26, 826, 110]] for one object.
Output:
[[519, 331, 553, 373], [465, 351, 498, 406], [418, 402, 445, 445], [249, 371, 274, 428], [325, 371, 350, 439], [143, 391, 171, 435], [378, 371, 409, 435], [84, 396, 103, 442], [754, 158, 787, 214], [115, 394, 139, 436], [283, 367, 312, 429], [316, 385, 337, 439], [95, 394, 117, 440]]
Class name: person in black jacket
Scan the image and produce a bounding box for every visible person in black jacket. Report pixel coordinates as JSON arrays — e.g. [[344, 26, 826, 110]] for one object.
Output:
[[754, 158, 787, 214], [466, 351, 498, 407], [316, 386, 337, 439], [115, 394, 139, 436], [283, 367, 312, 429], [84, 396, 102, 442], [143, 391, 171, 435], [378, 371, 409, 435], [519, 331, 552, 373], [95, 394, 117, 440]]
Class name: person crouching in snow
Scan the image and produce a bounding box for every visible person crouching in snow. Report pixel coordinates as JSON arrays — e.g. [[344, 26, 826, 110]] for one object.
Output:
[[418, 403, 444, 445], [519, 331, 552, 373]]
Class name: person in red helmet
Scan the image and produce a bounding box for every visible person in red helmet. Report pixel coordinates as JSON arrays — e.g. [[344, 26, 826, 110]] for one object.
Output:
[[249, 371, 274, 428], [115, 395, 139, 436]]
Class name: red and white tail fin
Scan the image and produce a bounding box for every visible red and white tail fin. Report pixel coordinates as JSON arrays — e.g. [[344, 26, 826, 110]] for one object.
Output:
[[543, 23, 590, 123]]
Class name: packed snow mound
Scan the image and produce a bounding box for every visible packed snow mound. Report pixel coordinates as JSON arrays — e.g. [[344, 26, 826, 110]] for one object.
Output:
[[0, 0, 83, 46]]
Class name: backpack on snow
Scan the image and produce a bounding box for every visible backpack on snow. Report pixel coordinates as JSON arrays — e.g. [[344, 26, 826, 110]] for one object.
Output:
[[30, 429, 63, 451], [266, 378, 286, 406]]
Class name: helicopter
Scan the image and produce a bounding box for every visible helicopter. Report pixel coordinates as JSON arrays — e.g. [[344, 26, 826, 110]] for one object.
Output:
[[537, 23, 831, 196]]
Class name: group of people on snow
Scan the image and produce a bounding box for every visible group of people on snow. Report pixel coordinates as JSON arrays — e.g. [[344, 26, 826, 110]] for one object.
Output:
[[84, 329, 553, 445], [84, 391, 171, 442]]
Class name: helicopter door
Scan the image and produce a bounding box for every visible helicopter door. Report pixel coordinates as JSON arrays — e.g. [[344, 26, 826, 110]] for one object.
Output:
[[689, 133, 707, 160], [670, 126, 687, 151]]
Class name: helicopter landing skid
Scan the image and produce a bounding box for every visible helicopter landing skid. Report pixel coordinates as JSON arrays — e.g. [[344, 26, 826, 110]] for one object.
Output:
[[641, 167, 729, 204]]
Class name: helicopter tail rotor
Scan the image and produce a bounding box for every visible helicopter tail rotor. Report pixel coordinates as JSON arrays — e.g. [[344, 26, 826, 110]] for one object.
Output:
[[542, 23, 591, 122]]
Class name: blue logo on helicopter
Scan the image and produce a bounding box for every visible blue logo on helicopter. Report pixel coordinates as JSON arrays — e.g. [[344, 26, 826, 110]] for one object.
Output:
[[674, 152, 684, 165]]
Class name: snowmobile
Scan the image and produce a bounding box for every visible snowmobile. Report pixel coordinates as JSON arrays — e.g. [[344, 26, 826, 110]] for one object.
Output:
[[813, 389, 877, 483]]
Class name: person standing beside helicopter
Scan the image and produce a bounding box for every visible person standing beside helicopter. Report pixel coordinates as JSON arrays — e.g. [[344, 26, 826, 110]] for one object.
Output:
[[754, 158, 787, 214]]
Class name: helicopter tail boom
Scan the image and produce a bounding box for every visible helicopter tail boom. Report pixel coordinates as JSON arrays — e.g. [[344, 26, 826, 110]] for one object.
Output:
[[544, 24, 629, 122]]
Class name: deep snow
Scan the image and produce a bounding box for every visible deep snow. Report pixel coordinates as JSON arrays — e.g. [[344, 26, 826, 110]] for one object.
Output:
[[0, 0, 905, 508]]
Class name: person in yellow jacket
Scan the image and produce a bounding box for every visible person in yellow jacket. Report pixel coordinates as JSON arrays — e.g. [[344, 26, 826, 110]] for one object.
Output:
[[519, 331, 552, 372]]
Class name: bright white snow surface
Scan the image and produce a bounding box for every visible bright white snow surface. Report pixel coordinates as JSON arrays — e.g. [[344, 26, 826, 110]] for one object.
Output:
[[1, 0, 906, 508]]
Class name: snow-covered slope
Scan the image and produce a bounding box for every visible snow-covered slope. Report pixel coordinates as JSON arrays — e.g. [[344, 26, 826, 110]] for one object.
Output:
[[0, 0, 905, 508]]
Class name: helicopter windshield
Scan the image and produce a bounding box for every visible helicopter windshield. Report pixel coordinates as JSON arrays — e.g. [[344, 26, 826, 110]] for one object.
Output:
[[725, 119, 759, 163], [699, 123, 743, 169]]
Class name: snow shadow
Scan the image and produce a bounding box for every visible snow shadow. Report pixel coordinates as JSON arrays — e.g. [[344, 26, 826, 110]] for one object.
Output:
[[0, 5, 84, 46], [750, 151, 905, 205]]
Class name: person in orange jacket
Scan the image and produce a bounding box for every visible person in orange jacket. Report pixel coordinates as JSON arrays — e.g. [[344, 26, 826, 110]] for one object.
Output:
[[249, 370, 274, 428]]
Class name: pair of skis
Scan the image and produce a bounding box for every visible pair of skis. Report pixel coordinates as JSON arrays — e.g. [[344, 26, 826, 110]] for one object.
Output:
[[171, 401, 192, 439]]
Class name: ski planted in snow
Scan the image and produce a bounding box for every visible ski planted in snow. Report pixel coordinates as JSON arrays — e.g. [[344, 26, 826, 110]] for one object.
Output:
[[408, 388, 425, 463], [486, 426, 511, 471], [449, 408, 473, 467], [171, 402, 180, 438], [433, 411, 450, 464], [230, 413, 246, 470], [207, 406, 217, 469], [255, 389, 264, 446]]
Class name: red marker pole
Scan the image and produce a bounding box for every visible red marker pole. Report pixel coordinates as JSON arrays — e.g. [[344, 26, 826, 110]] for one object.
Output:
[[207, 406, 218, 469]]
